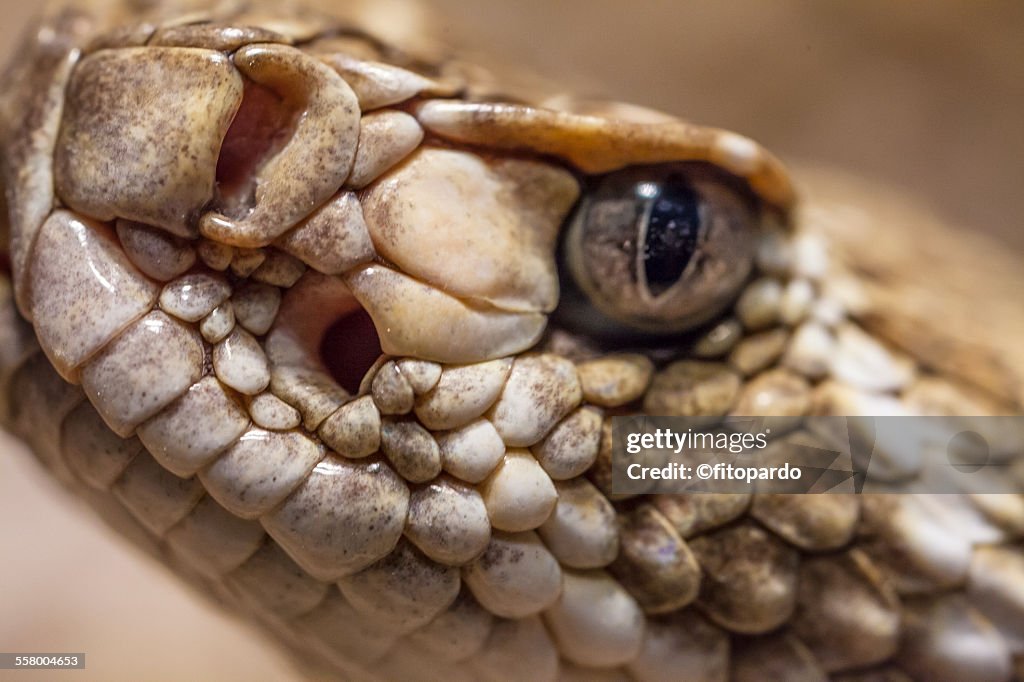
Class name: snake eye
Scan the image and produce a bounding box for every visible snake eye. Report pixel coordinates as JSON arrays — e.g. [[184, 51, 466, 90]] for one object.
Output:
[[559, 165, 758, 337]]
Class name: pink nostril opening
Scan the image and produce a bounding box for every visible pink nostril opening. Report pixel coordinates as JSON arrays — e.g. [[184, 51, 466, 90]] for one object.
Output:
[[320, 306, 383, 395], [215, 81, 298, 217]]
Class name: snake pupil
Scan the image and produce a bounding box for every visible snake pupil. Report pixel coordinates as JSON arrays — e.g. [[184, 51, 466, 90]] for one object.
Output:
[[641, 181, 701, 296]]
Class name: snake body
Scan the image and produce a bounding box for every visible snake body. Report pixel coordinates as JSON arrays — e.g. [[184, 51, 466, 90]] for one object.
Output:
[[2, 1, 1023, 680]]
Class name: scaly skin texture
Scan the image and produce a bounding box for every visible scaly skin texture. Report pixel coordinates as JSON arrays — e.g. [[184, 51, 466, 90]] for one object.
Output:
[[1, 1, 1023, 680]]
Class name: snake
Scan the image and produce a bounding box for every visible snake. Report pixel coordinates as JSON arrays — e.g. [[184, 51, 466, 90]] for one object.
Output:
[[1, 0, 1023, 680]]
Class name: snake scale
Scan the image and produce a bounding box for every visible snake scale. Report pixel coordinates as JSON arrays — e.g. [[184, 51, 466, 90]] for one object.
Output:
[[2, 1, 1023, 680]]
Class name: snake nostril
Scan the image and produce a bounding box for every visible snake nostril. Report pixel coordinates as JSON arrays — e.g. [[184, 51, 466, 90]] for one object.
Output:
[[320, 305, 383, 394], [215, 81, 299, 219]]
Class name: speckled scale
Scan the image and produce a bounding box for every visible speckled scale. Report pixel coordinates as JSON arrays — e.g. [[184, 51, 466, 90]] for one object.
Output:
[[261, 455, 410, 581], [55, 48, 243, 237]]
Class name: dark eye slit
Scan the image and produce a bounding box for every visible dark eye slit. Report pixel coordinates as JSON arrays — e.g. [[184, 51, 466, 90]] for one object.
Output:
[[640, 179, 702, 296]]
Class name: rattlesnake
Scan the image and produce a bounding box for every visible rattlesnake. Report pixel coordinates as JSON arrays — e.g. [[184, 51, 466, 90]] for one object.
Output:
[[1, 1, 1022, 680]]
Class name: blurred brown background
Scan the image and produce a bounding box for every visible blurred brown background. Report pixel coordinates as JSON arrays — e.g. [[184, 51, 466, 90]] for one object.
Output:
[[1, 1, 1021, 680]]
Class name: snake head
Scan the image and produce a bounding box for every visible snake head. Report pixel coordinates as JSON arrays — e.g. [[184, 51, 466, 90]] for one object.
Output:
[[8, 1, 797, 381], [15, 5, 1023, 682]]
